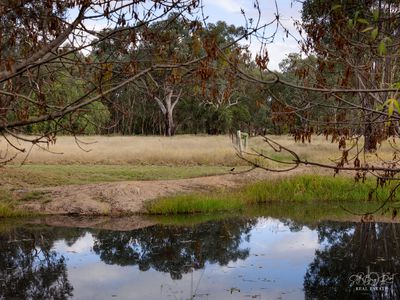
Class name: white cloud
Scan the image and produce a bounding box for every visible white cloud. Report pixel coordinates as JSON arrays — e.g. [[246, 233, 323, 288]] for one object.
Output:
[[203, 0, 303, 70], [211, 0, 242, 13], [266, 40, 302, 71]]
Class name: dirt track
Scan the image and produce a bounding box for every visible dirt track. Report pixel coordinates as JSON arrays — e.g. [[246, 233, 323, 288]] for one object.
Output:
[[17, 168, 310, 216]]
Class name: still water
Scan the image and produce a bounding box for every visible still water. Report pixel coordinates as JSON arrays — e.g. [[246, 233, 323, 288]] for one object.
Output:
[[0, 216, 399, 300]]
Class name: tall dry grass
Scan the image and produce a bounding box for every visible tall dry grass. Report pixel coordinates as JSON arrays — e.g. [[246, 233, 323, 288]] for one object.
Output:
[[253, 135, 397, 166], [1, 135, 242, 165], [0, 134, 396, 166]]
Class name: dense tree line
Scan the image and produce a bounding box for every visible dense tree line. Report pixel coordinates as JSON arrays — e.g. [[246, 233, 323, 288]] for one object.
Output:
[[4, 0, 399, 140], [16, 16, 273, 137]]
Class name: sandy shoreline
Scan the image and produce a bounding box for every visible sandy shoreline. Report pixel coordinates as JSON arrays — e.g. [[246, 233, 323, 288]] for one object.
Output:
[[17, 168, 283, 215]]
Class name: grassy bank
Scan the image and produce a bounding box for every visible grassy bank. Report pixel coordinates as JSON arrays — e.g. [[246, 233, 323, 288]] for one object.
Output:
[[146, 175, 396, 215], [2, 135, 398, 218], [0, 189, 36, 218], [0, 164, 244, 215]]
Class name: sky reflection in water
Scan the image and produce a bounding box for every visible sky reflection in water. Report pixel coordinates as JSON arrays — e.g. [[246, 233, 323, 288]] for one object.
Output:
[[1, 216, 399, 300], [54, 218, 315, 299]]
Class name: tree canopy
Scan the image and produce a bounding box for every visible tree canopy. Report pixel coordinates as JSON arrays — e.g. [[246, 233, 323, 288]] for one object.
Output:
[[3, 0, 400, 206]]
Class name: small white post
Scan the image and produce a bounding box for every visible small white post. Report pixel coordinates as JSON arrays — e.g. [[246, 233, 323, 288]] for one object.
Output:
[[237, 130, 243, 154], [242, 132, 248, 151]]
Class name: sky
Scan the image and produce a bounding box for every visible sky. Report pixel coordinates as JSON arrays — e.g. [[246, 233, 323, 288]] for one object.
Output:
[[201, 0, 303, 70], [70, 1, 303, 71]]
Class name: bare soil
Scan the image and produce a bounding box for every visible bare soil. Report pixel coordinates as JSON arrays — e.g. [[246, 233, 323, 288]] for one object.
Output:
[[17, 168, 311, 216]]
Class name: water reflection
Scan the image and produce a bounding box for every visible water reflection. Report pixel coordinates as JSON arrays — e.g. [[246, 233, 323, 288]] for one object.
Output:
[[0, 227, 83, 299], [0, 217, 399, 299], [93, 218, 255, 279], [304, 222, 400, 300]]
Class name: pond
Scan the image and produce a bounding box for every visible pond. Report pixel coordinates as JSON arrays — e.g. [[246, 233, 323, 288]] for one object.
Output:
[[0, 213, 399, 300]]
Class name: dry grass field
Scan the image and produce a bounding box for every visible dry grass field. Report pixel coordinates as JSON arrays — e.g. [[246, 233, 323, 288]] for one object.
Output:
[[2, 135, 242, 166], [1, 133, 396, 167], [0, 133, 397, 190], [251, 134, 397, 167], [0, 135, 247, 191]]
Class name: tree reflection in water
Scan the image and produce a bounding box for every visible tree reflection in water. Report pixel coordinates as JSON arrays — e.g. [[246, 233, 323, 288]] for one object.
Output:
[[1, 217, 400, 299], [92, 218, 256, 279], [0, 218, 255, 299], [0, 227, 82, 300], [304, 222, 400, 300]]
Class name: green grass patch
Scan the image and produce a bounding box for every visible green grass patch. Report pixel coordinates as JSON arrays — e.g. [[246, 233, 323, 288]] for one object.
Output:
[[2, 164, 244, 188], [147, 193, 245, 214], [0, 189, 36, 218], [0, 203, 33, 218], [19, 191, 49, 202], [146, 175, 395, 215], [0, 189, 14, 202], [243, 175, 385, 203]]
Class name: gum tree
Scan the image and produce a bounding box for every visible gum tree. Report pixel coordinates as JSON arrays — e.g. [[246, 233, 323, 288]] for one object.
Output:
[[0, 0, 202, 159], [237, 0, 400, 218]]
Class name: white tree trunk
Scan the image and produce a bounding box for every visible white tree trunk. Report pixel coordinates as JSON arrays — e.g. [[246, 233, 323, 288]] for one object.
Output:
[[154, 87, 181, 136]]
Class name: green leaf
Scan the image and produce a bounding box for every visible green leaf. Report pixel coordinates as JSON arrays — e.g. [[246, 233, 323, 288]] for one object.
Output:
[[332, 4, 342, 10], [378, 40, 387, 56], [357, 18, 369, 25], [371, 28, 378, 40], [362, 26, 374, 32], [388, 102, 394, 117], [393, 99, 400, 113], [383, 98, 392, 107], [347, 19, 354, 28], [384, 98, 399, 117]]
